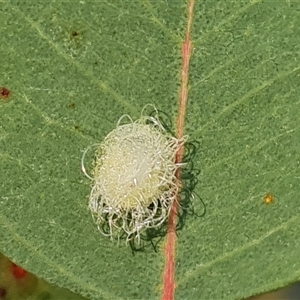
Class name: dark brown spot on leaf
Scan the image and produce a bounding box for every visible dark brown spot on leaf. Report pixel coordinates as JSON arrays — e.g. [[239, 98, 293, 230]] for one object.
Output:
[[0, 87, 11, 100], [67, 102, 76, 109], [71, 30, 79, 37], [0, 287, 7, 298]]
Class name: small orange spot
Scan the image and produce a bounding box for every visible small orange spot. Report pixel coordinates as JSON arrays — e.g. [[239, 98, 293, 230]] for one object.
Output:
[[264, 193, 275, 204], [12, 263, 27, 279], [0, 87, 11, 100]]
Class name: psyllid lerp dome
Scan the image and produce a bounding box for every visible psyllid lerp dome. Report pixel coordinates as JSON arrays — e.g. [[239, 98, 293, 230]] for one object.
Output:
[[82, 109, 185, 244]]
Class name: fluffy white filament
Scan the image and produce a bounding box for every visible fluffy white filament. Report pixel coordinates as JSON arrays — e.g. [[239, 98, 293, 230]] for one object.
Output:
[[83, 113, 184, 243]]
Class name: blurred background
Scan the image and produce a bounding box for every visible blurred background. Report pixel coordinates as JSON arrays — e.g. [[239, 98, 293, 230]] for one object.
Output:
[[0, 251, 299, 300]]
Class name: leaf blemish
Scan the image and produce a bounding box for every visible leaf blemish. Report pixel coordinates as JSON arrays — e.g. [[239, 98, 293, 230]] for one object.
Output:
[[67, 102, 76, 109], [71, 30, 79, 37], [264, 193, 275, 204], [0, 287, 7, 298], [0, 87, 11, 101]]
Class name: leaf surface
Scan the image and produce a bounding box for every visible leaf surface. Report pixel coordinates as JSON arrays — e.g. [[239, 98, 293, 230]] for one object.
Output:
[[1, 1, 300, 300]]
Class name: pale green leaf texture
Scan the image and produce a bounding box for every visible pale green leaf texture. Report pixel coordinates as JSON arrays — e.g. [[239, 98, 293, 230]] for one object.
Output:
[[1, 1, 300, 300]]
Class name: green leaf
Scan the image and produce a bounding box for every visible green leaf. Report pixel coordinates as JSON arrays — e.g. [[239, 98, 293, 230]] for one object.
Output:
[[1, 1, 300, 300]]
